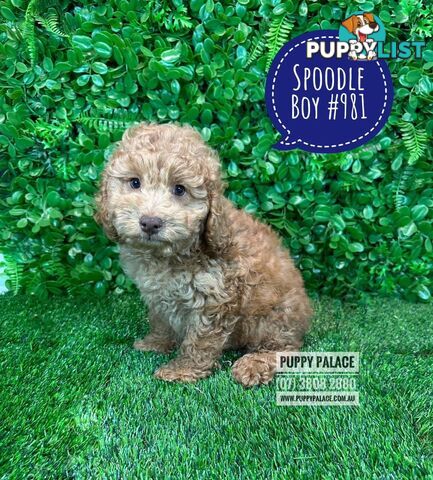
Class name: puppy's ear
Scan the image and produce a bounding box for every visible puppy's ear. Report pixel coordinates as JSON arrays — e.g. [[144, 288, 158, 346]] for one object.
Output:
[[203, 184, 232, 257], [364, 13, 375, 23], [94, 169, 119, 241], [342, 15, 357, 33]]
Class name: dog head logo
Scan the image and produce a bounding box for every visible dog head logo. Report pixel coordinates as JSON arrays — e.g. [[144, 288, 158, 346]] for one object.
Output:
[[340, 12, 385, 61], [342, 13, 379, 42]]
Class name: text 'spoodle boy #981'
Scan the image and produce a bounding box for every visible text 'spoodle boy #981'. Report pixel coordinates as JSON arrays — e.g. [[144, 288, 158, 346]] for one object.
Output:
[[95, 123, 312, 387]]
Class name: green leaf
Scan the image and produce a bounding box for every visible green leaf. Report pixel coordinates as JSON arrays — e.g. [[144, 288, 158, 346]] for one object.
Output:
[[17, 218, 28, 228], [94, 42, 112, 58], [77, 75, 90, 86], [332, 215, 346, 230], [363, 206, 373, 220], [411, 205, 428, 222], [227, 161, 240, 177], [92, 62, 108, 74], [417, 285, 431, 301], [161, 49, 181, 63], [399, 222, 417, 237], [1, 6, 16, 20], [72, 35, 92, 51], [92, 74, 104, 87], [314, 206, 331, 222], [349, 243, 364, 253]]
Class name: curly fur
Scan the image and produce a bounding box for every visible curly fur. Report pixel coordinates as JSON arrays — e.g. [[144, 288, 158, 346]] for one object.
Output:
[[95, 123, 312, 387]]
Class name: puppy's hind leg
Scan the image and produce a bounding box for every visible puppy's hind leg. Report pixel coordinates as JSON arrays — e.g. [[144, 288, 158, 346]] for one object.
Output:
[[232, 298, 311, 387], [232, 341, 303, 387], [232, 351, 278, 387]]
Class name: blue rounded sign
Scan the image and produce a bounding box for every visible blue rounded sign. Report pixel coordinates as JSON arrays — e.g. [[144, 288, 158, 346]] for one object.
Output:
[[265, 30, 394, 153]]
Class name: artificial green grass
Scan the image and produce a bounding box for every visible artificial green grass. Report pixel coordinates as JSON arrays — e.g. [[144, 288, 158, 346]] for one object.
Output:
[[0, 292, 432, 478]]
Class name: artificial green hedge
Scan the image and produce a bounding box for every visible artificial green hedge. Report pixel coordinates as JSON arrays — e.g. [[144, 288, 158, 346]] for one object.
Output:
[[0, 0, 432, 301]]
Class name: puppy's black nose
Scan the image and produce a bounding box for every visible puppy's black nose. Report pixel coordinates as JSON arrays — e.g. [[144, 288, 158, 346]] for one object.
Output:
[[370, 21, 378, 29], [139, 216, 163, 235]]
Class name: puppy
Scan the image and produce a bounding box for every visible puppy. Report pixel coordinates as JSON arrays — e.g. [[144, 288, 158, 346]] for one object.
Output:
[[342, 13, 379, 60], [95, 123, 312, 387]]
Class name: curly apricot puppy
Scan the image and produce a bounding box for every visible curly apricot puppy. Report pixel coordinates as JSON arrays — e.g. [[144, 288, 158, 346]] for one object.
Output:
[[95, 123, 312, 387]]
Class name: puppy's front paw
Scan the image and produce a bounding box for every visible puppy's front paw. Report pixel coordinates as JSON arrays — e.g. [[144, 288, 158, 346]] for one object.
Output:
[[154, 360, 210, 383], [232, 353, 276, 387], [133, 335, 175, 354]]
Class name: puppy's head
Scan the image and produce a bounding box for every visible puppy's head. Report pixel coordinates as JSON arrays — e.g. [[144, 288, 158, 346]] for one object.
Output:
[[95, 123, 226, 255]]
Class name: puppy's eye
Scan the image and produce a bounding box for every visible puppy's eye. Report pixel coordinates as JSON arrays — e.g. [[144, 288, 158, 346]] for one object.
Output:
[[173, 184, 186, 197], [129, 178, 141, 189]]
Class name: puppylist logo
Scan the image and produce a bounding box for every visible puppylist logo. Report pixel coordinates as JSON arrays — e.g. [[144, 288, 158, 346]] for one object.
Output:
[[265, 12, 424, 153], [306, 12, 425, 61]]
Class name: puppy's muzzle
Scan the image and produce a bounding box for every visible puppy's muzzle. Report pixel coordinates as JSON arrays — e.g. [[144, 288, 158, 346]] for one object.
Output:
[[139, 216, 163, 236]]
